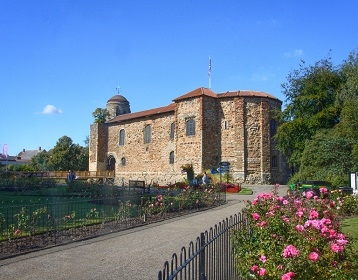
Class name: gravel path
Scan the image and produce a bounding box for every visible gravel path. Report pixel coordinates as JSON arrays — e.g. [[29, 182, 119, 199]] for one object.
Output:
[[0, 185, 287, 280]]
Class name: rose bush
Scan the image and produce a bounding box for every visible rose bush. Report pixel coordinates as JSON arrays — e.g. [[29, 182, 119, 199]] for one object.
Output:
[[232, 188, 358, 279]]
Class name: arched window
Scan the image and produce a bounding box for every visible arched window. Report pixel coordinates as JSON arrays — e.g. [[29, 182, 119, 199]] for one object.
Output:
[[170, 122, 175, 139], [144, 125, 151, 143], [271, 156, 278, 168], [169, 151, 174, 164], [186, 119, 195, 136], [121, 157, 126, 166], [119, 129, 125, 146]]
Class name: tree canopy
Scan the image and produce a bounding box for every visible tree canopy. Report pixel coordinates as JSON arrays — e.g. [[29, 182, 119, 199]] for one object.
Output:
[[92, 108, 109, 124], [30, 135, 88, 171], [275, 49, 358, 185]]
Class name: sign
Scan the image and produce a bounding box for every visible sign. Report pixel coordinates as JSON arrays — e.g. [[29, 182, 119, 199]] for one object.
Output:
[[219, 161, 230, 167], [218, 166, 229, 173]]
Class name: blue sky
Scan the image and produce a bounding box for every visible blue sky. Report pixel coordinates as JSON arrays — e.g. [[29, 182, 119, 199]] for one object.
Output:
[[1, 0, 357, 156]]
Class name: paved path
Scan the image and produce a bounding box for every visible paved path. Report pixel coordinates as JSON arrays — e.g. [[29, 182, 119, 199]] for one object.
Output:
[[0, 185, 287, 280]]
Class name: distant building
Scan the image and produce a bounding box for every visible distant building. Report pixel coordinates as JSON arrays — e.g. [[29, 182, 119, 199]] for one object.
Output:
[[16, 147, 44, 163], [0, 147, 45, 168], [89, 87, 289, 185]]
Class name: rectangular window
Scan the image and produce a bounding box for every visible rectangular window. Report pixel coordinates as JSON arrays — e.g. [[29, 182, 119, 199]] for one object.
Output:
[[169, 151, 174, 164], [119, 129, 125, 146], [144, 125, 151, 143], [186, 119, 195, 136], [170, 122, 175, 139]]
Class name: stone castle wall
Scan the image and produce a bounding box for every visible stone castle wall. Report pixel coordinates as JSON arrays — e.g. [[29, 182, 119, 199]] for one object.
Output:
[[89, 93, 288, 185]]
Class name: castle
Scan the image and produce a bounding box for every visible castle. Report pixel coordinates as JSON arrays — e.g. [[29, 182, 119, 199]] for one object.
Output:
[[89, 87, 289, 185]]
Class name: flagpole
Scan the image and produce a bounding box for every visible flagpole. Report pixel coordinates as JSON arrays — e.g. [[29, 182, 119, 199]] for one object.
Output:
[[208, 56, 211, 89]]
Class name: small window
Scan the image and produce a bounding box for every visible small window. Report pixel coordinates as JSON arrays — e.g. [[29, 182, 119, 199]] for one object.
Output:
[[169, 151, 174, 164], [271, 156, 278, 168], [186, 119, 195, 136], [121, 157, 126, 166], [270, 119, 277, 137], [170, 122, 175, 139], [119, 129, 125, 146], [144, 125, 151, 143]]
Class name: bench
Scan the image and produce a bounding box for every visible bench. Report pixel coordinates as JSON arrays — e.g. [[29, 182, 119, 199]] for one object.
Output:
[[128, 180, 149, 193]]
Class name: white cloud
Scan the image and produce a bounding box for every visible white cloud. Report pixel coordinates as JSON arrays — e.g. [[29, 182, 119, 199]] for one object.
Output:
[[294, 49, 303, 56], [42, 105, 63, 115], [284, 49, 303, 57]]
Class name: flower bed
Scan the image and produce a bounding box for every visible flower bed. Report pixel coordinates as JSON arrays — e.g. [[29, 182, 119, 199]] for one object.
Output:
[[232, 188, 357, 279], [226, 185, 241, 193], [217, 183, 241, 193]]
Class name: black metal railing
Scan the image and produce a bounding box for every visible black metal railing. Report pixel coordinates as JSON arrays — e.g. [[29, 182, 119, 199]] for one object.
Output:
[[158, 211, 249, 280], [0, 187, 227, 259]]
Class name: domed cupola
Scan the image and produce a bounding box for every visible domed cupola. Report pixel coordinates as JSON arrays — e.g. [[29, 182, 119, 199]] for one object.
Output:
[[106, 94, 131, 120]]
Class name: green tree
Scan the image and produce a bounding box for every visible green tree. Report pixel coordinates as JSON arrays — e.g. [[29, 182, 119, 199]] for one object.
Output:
[[48, 136, 88, 171], [29, 150, 53, 171], [336, 49, 358, 107], [276, 49, 358, 184], [92, 108, 109, 124], [294, 129, 354, 186], [275, 56, 342, 169]]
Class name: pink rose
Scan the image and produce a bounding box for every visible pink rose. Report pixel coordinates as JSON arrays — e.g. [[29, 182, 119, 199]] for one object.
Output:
[[296, 224, 304, 232], [283, 245, 299, 258], [259, 255, 267, 263], [305, 191, 314, 199], [252, 213, 260, 221], [282, 271, 295, 280], [258, 267, 266, 276], [308, 251, 319, 262], [330, 243, 341, 253], [309, 210, 319, 219]]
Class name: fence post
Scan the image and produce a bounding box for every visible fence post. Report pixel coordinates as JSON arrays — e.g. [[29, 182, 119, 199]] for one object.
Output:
[[199, 232, 207, 280]]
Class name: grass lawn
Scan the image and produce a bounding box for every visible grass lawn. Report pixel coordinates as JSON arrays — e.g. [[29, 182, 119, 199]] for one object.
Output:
[[341, 216, 358, 253], [238, 188, 253, 195]]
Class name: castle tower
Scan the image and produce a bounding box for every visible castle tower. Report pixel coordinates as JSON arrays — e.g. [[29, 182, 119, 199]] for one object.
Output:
[[106, 94, 131, 120]]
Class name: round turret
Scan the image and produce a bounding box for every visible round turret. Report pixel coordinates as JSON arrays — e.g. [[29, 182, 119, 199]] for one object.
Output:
[[106, 94, 131, 119]]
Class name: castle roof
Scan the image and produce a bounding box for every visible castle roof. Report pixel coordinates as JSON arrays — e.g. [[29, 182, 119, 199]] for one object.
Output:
[[173, 87, 217, 101], [106, 87, 281, 124], [107, 95, 129, 103], [217, 90, 281, 102], [107, 103, 175, 123]]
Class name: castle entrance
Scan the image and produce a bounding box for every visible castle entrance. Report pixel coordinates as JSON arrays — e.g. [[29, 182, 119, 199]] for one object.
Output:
[[107, 155, 116, 171]]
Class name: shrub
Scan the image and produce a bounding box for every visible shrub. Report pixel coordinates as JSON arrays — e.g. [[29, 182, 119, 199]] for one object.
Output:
[[232, 190, 357, 279]]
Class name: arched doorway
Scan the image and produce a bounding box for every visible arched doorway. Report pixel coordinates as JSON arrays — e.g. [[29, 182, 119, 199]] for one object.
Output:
[[107, 155, 116, 171]]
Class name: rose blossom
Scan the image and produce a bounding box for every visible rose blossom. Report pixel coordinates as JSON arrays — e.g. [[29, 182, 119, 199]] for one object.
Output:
[[252, 213, 260, 221], [308, 251, 319, 262], [296, 211, 304, 218], [282, 271, 295, 280], [283, 245, 299, 258], [309, 209, 319, 219], [258, 267, 266, 276], [305, 191, 314, 199], [330, 243, 341, 253], [296, 224, 304, 232], [259, 255, 267, 263], [259, 221, 267, 227]]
